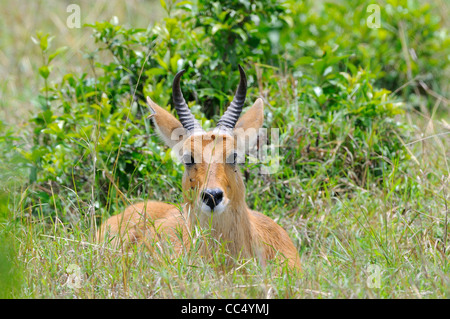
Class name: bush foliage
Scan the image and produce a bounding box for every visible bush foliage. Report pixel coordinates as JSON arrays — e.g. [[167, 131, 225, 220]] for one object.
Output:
[[1, 0, 448, 222]]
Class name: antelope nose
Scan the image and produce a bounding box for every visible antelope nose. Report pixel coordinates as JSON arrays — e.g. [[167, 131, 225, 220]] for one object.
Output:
[[201, 188, 224, 210]]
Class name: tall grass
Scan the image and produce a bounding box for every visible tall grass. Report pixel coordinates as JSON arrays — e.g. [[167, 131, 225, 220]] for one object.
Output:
[[0, 0, 449, 298], [2, 99, 448, 298]]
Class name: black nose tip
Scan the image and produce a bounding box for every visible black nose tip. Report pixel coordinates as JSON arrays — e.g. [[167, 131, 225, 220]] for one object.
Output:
[[201, 188, 224, 210]]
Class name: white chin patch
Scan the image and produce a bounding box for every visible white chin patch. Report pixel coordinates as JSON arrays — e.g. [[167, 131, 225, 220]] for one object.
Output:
[[200, 202, 226, 215]]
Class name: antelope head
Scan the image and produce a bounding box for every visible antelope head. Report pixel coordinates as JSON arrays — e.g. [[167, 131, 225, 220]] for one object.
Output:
[[147, 66, 264, 217]]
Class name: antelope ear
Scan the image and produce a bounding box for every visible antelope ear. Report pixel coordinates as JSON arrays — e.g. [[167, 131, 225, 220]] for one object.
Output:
[[146, 97, 187, 148], [235, 98, 264, 131], [233, 98, 264, 156]]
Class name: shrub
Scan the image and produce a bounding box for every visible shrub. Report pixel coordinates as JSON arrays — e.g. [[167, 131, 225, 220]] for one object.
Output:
[[10, 0, 448, 221], [281, 0, 450, 112]]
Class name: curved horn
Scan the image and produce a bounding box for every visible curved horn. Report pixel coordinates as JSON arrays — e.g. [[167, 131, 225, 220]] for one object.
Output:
[[172, 69, 202, 132], [216, 65, 247, 129]]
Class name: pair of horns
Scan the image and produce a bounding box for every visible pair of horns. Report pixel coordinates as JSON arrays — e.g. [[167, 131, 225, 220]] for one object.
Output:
[[172, 65, 247, 132]]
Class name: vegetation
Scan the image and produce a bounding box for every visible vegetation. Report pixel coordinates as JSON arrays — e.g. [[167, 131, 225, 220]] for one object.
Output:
[[0, 0, 448, 298]]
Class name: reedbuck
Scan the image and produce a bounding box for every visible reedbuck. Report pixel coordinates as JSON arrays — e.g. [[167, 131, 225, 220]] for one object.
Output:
[[97, 66, 301, 270]]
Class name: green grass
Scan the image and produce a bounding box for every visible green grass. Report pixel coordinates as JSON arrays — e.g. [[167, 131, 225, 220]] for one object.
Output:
[[2, 110, 448, 298], [0, 0, 449, 299]]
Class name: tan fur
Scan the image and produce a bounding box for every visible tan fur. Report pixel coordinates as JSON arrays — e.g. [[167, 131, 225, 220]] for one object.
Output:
[[98, 98, 301, 271]]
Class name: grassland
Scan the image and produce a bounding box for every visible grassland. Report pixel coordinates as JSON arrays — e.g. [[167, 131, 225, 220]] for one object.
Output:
[[0, 0, 449, 299]]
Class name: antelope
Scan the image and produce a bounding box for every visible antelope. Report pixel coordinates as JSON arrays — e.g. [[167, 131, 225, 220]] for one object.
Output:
[[97, 66, 301, 271]]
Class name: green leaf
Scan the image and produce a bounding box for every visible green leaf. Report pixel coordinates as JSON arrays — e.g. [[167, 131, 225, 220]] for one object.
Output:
[[155, 55, 169, 70], [39, 66, 50, 79], [295, 56, 314, 66], [212, 23, 227, 35], [48, 46, 68, 63], [160, 0, 167, 11], [40, 34, 54, 52]]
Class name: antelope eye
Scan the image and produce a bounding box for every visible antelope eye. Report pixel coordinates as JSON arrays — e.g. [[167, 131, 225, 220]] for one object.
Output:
[[182, 154, 195, 167]]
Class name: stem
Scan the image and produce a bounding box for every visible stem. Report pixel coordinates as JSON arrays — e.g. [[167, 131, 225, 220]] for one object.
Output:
[[42, 53, 49, 111], [443, 180, 448, 262]]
